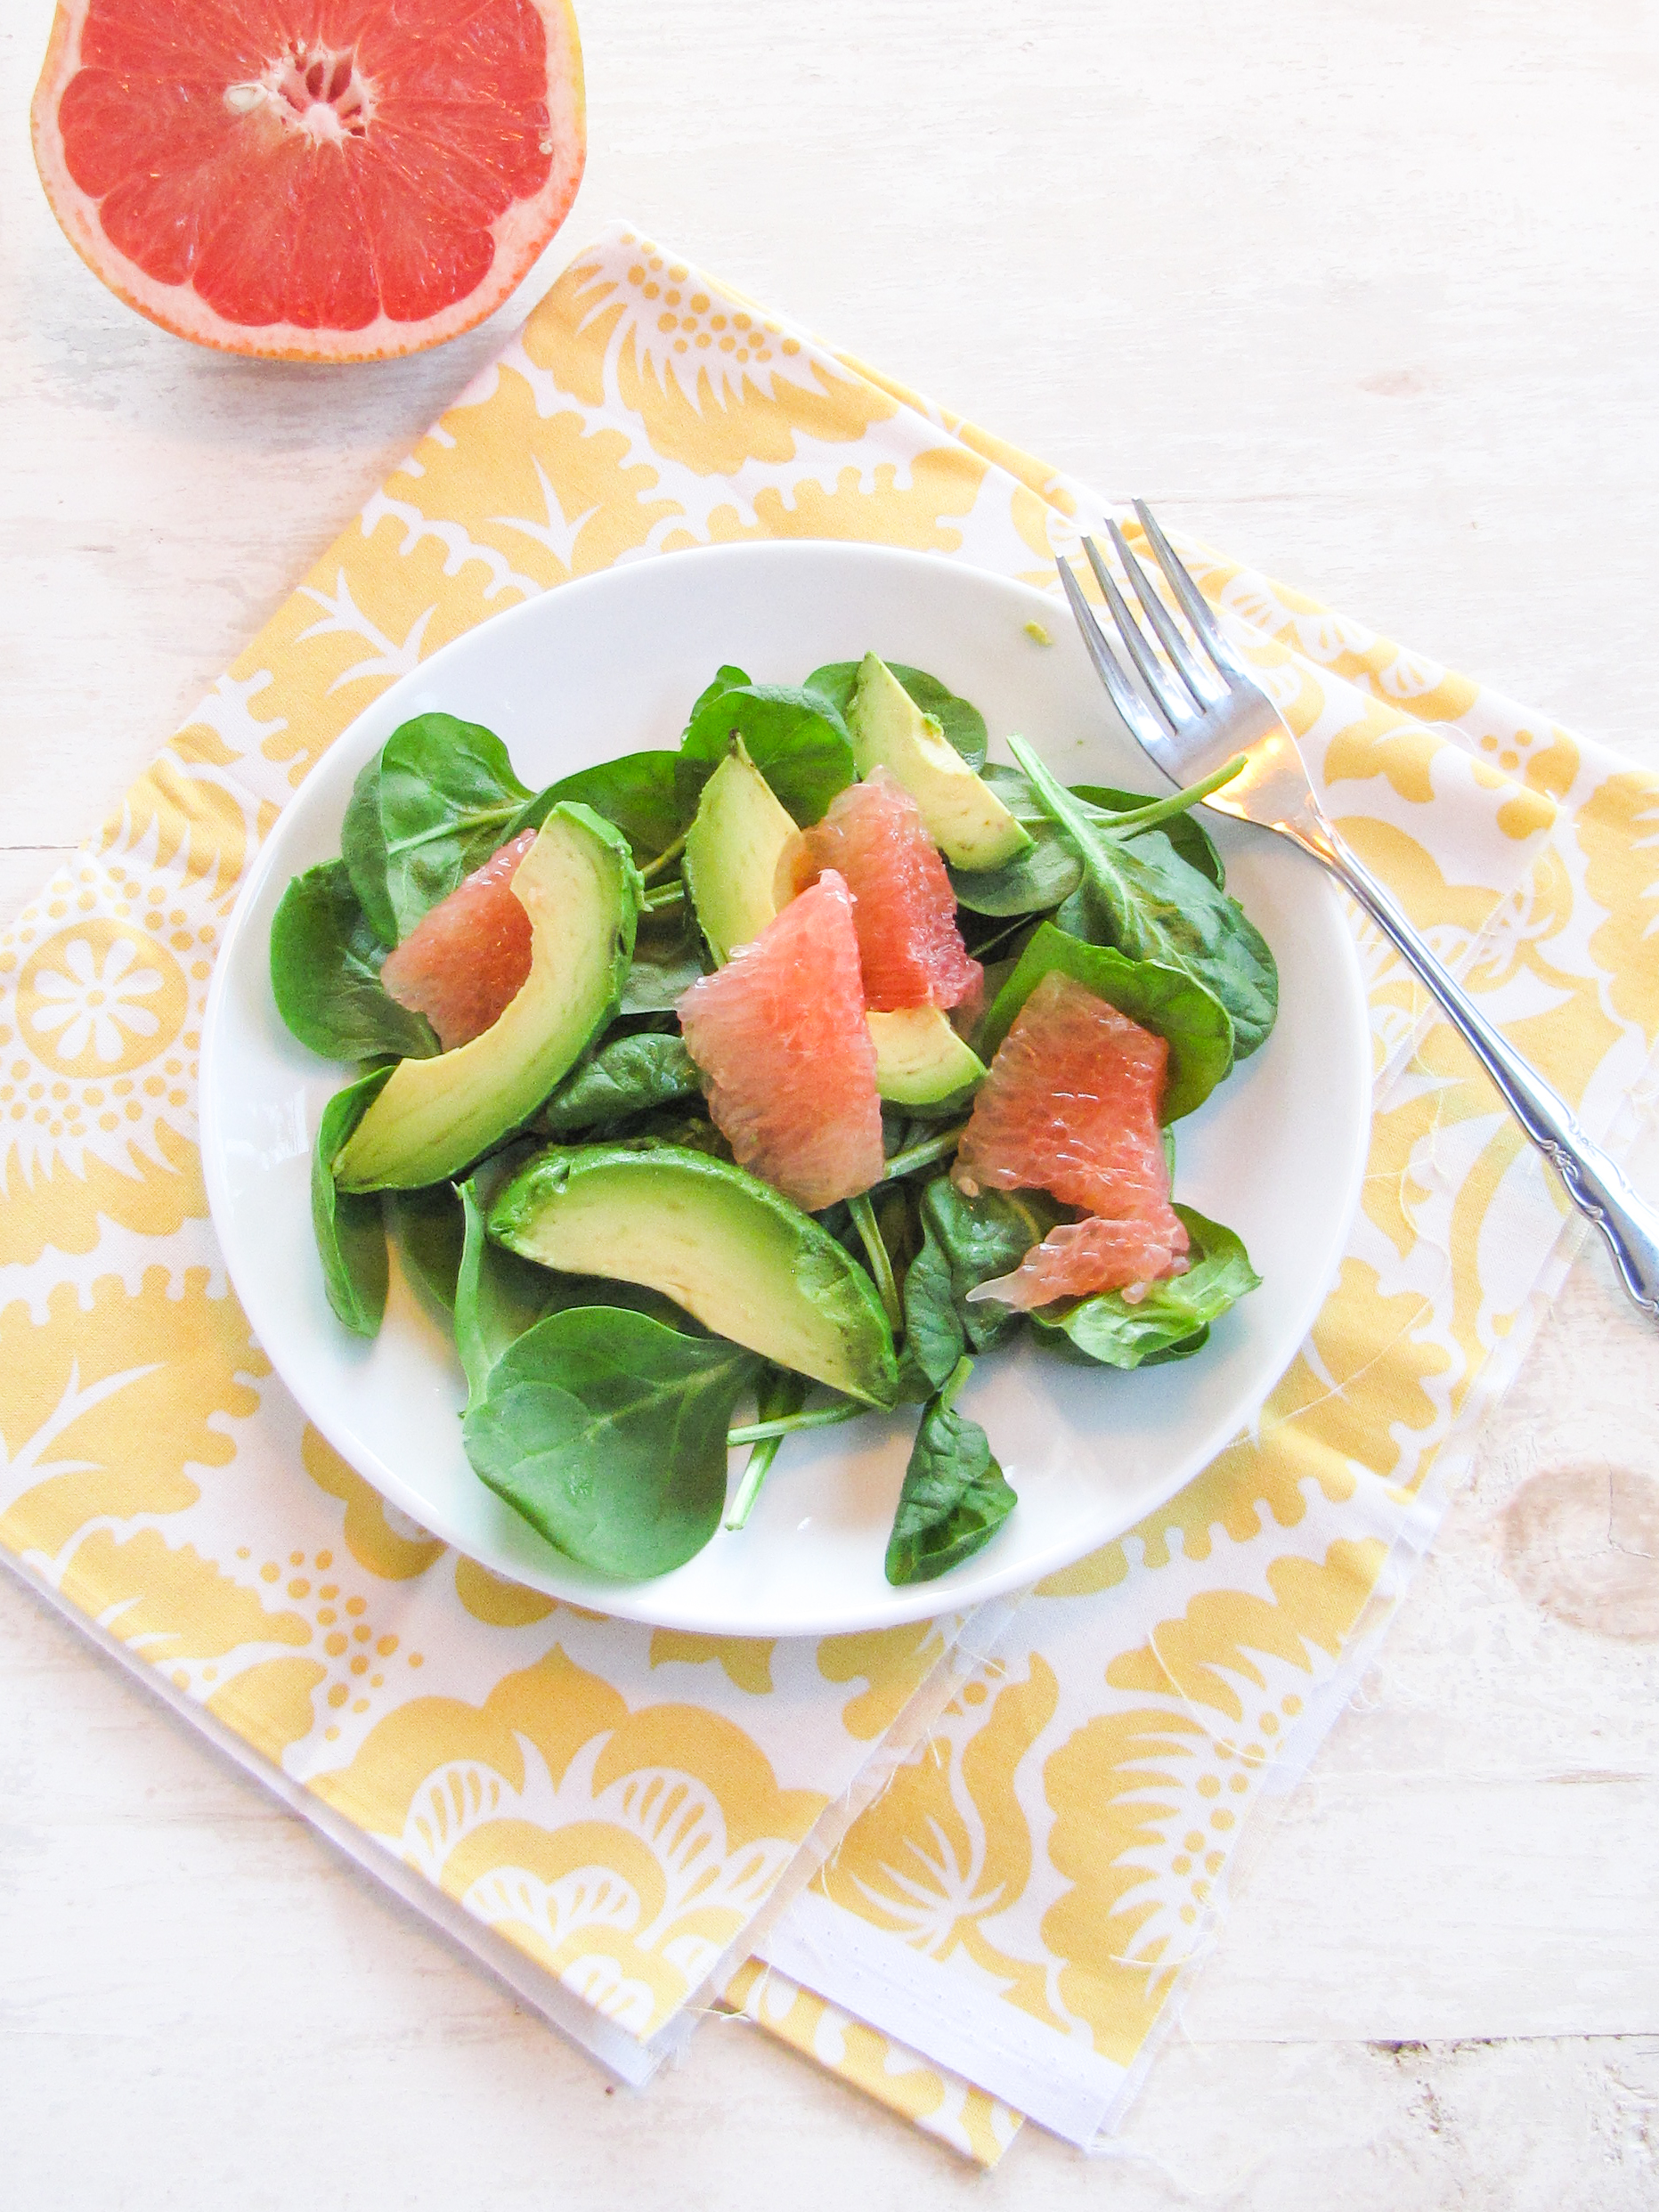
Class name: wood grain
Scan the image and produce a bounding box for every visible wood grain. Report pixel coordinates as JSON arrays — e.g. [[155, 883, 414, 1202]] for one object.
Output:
[[4, 0, 1658, 2197]]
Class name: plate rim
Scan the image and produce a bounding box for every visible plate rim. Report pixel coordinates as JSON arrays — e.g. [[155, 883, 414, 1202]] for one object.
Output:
[[201, 537, 1373, 1635]]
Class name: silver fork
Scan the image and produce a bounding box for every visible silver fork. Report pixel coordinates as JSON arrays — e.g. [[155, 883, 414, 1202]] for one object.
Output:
[[1056, 502, 1659, 1319]]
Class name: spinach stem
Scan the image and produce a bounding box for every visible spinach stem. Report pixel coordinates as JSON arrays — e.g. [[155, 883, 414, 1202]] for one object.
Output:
[[935, 1354, 973, 1415], [643, 881, 687, 913], [879, 1121, 970, 1183], [639, 831, 688, 883], [726, 1401, 866, 1447], [849, 1191, 903, 1332], [724, 1434, 785, 1531], [1097, 754, 1246, 834]]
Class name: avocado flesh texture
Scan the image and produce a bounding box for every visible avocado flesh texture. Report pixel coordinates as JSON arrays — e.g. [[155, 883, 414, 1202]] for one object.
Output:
[[335, 803, 640, 1191], [847, 653, 1032, 870], [490, 1144, 899, 1407], [866, 1008, 985, 1109], [684, 739, 798, 964]]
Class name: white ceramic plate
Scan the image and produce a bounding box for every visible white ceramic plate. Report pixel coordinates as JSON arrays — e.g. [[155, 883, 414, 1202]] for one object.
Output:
[[201, 541, 1370, 1637]]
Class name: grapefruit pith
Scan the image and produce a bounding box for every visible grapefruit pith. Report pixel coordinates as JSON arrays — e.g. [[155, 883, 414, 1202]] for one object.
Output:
[[381, 827, 535, 1050], [31, 0, 585, 361], [955, 970, 1189, 1305], [679, 870, 884, 1213], [782, 767, 981, 1012]]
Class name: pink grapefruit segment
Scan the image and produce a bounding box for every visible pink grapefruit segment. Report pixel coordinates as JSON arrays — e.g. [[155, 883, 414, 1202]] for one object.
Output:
[[32, 0, 585, 360], [380, 828, 536, 1052], [678, 869, 884, 1213], [783, 767, 980, 1013], [955, 970, 1188, 1304]]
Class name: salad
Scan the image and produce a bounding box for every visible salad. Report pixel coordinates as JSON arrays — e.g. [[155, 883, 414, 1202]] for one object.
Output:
[[269, 653, 1276, 1587]]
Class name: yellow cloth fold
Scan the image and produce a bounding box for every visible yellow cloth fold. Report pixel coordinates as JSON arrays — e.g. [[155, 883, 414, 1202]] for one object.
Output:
[[3, 222, 1654, 2167]]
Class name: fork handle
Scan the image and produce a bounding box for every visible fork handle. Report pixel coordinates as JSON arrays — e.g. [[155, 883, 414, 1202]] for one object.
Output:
[[1289, 807, 1659, 1317]]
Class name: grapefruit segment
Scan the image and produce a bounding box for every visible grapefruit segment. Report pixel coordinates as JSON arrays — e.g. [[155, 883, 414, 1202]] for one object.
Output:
[[32, 0, 585, 360], [784, 767, 981, 1012], [955, 970, 1189, 1305], [380, 828, 536, 1051], [678, 870, 884, 1213]]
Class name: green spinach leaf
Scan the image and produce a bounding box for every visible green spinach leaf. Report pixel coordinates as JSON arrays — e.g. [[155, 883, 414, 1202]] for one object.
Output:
[[270, 860, 440, 1062], [390, 1183, 466, 1313], [462, 1308, 761, 1578], [541, 1033, 702, 1134], [977, 921, 1234, 1120], [804, 662, 988, 771], [899, 1176, 1054, 1390], [374, 714, 533, 939], [884, 1357, 1016, 1584], [510, 751, 687, 863], [1009, 737, 1278, 1058], [679, 683, 854, 825], [312, 1067, 393, 1336], [1029, 1206, 1260, 1367], [686, 664, 752, 728], [1073, 784, 1224, 888], [620, 906, 707, 1013], [947, 834, 1082, 917], [341, 754, 398, 947]]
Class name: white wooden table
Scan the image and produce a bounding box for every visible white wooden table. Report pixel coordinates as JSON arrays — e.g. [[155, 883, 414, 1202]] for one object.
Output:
[[4, 2, 1658, 2199]]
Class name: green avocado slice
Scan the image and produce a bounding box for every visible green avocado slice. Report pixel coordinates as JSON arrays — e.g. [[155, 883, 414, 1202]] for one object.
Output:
[[846, 653, 1031, 870], [683, 737, 798, 964], [489, 1143, 899, 1407], [334, 804, 641, 1191], [867, 1008, 985, 1110]]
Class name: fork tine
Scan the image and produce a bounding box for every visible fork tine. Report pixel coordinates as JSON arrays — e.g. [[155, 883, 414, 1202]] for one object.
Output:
[[1100, 521, 1223, 711], [1054, 557, 1181, 762], [1077, 537, 1188, 732], [1131, 500, 1248, 681]]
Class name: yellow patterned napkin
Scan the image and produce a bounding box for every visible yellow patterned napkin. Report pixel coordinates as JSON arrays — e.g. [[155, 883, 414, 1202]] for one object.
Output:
[[3, 221, 1654, 2166]]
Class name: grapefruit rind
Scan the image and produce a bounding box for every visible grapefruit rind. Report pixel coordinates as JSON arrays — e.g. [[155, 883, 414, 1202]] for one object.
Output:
[[30, 0, 586, 362]]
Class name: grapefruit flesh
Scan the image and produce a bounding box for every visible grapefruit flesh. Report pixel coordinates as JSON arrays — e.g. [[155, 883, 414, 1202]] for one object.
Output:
[[783, 768, 981, 1012], [380, 828, 535, 1051], [678, 870, 884, 1212], [32, 0, 585, 360], [955, 970, 1188, 1305]]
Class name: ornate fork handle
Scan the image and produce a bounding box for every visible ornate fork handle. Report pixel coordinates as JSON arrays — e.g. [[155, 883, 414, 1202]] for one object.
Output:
[[1290, 802, 1659, 1316]]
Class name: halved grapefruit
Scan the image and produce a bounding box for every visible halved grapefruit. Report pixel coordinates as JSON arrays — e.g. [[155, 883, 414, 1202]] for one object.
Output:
[[781, 767, 981, 1013], [381, 826, 535, 1050], [31, 0, 585, 360], [679, 870, 884, 1213], [955, 970, 1189, 1304]]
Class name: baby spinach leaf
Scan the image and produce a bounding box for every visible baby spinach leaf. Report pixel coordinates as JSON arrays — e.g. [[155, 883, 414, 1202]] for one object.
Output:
[[453, 1180, 567, 1411], [884, 1357, 1017, 1585], [679, 684, 854, 825], [899, 1176, 1054, 1390], [1029, 1207, 1260, 1367], [804, 662, 988, 770], [375, 714, 533, 939], [342, 755, 399, 947], [1009, 738, 1278, 1058], [511, 751, 687, 863], [541, 1033, 701, 1134], [977, 922, 1234, 1121], [947, 834, 1082, 917], [462, 1308, 761, 1579], [312, 1067, 393, 1337], [1073, 784, 1224, 889], [686, 664, 752, 728], [270, 860, 440, 1063], [390, 1183, 466, 1313], [620, 907, 707, 1013]]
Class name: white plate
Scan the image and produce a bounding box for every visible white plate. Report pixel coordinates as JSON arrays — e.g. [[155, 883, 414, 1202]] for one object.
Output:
[[201, 541, 1370, 1637]]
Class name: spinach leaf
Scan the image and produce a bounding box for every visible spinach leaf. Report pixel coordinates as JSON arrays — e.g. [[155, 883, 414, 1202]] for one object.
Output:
[[541, 1033, 702, 1134], [391, 1182, 466, 1313], [686, 664, 752, 728], [462, 1308, 761, 1579], [977, 922, 1235, 1121], [620, 906, 706, 1013], [510, 751, 687, 863], [342, 755, 399, 947], [884, 1357, 1016, 1584], [679, 683, 854, 825], [804, 662, 988, 770], [899, 1176, 1054, 1390], [312, 1067, 393, 1337], [1030, 1207, 1260, 1367], [1073, 784, 1224, 889], [376, 714, 533, 939], [947, 830, 1081, 917], [270, 860, 440, 1062], [453, 1180, 567, 1411], [1009, 738, 1278, 1058]]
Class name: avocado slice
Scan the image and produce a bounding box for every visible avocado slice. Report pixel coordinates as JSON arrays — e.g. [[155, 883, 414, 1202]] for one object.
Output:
[[334, 804, 641, 1191], [490, 1143, 899, 1406], [683, 738, 798, 964], [867, 1008, 985, 1110], [847, 654, 1032, 871]]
